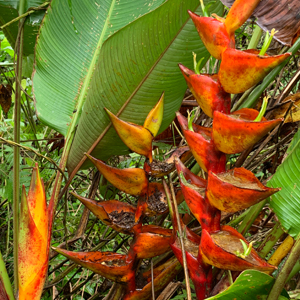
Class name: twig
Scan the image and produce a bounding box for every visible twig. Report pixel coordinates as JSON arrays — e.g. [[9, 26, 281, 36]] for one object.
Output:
[[166, 176, 192, 300], [0, 137, 67, 180], [0, 2, 50, 30], [151, 259, 155, 300]]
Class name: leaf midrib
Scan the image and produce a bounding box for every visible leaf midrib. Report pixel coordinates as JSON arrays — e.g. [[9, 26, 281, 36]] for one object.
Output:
[[66, 0, 117, 137]]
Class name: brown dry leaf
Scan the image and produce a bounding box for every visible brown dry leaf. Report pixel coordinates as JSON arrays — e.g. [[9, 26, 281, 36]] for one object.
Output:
[[0, 84, 12, 114], [221, 0, 300, 46], [269, 93, 300, 123]]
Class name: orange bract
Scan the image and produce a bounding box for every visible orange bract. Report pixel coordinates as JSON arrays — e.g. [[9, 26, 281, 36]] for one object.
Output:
[[219, 49, 291, 94], [188, 12, 234, 60], [212, 109, 282, 154], [143, 93, 164, 137], [53, 248, 135, 284], [105, 108, 153, 162], [224, 0, 261, 36], [200, 226, 276, 272], [179, 64, 230, 118], [206, 168, 280, 212], [87, 154, 148, 196], [18, 164, 49, 300], [72, 193, 137, 234]]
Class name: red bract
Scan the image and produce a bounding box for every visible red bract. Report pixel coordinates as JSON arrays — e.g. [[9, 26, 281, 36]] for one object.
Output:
[[124, 257, 182, 300], [71, 193, 137, 234], [177, 112, 226, 173], [206, 168, 280, 212], [188, 0, 261, 60], [212, 109, 283, 154], [179, 64, 231, 118], [188, 12, 234, 60], [170, 235, 212, 299], [129, 226, 172, 259], [176, 162, 220, 233], [87, 154, 148, 196], [219, 48, 291, 93], [53, 248, 136, 290], [175, 156, 207, 188], [200, 226, 276, 272]]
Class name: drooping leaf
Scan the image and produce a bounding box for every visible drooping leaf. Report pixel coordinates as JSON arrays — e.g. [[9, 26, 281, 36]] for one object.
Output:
[[0, 0, 46, 56], [221, 0, 300, 46], [206, 270, 289, 300], [33, 0, 223, 171], [269, 128, 300, 238]]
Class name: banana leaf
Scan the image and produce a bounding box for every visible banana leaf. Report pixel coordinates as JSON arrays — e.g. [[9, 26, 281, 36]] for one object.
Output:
[[32, 0, 223, 171]]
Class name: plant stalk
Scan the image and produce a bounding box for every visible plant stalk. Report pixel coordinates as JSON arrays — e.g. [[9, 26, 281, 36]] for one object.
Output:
[[12, 3, 25, 290], [257, 221, 285, 258], [267, 236, 300, 300], [163, 178, 192, 300]]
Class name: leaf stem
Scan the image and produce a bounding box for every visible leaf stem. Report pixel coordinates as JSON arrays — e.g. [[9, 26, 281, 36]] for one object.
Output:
[[259, 29, 277, 56], [254, 96, 268, 122]]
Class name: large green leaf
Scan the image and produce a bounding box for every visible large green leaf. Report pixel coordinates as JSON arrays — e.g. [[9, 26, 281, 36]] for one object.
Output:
[[33, 0, 167, 136], [206, 270, 289, 300], [0, 0, 46, 56], [67, 0, 223, 171], [269, 128, 300, 238]]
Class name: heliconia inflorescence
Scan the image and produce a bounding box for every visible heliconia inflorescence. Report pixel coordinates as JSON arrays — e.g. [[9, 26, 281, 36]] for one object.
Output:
[[18, 164, 50, 300], [53, 0, 290, 299]]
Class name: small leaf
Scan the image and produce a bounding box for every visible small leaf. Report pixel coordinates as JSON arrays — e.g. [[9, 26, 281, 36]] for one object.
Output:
[[206, 270, 289, 299], [269, 128, 300, 238]]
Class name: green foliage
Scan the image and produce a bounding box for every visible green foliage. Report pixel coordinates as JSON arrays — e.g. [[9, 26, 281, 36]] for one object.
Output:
[[269, 128, 300, 238], [206, 270, 289, 300]]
